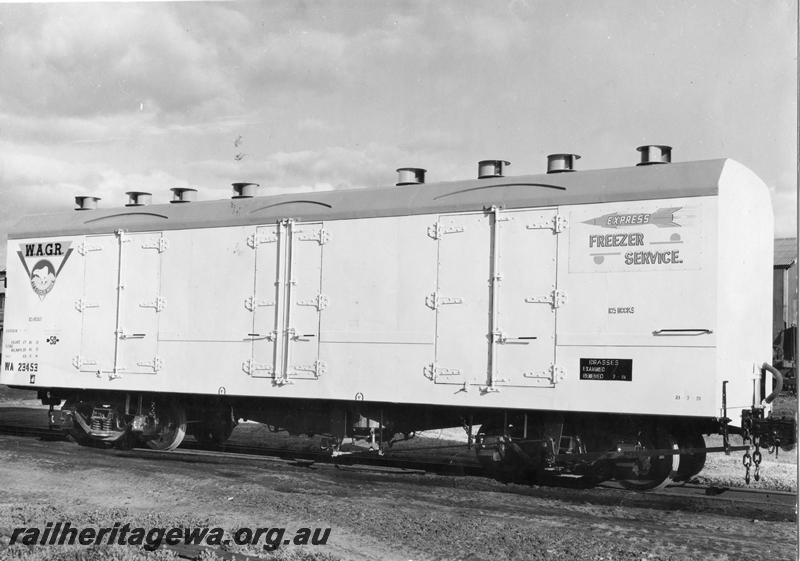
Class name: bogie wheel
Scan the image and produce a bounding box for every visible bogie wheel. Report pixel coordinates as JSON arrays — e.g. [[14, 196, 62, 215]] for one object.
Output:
[[475, 423, 534, 484], [145, 402, 187, 451], [61, 400, 110, 448], [674, 432, 706, 482], [192, 421, 234, 447], [616, 432, 679, 491], [191, 406, 236, 447], [476, 448, 525, 483]]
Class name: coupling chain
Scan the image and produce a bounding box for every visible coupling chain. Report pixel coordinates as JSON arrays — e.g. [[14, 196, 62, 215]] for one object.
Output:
[[742, 434, 763, 484], [752, 445, 762, 483], [742, 449, 752, 484]]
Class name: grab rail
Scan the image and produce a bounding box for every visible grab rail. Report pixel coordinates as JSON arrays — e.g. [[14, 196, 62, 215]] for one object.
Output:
[[652, 328, 713, 336]]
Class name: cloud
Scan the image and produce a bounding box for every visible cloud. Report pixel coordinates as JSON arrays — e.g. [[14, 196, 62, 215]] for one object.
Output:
[[189, 144, 402, 193], [771, 170, 798, 238], [0, 4, 231, 117], [242, 29, 348, 91], [297, 118, 334, 133], [0, 146, 190, 206], [0, 110, 266, 149]]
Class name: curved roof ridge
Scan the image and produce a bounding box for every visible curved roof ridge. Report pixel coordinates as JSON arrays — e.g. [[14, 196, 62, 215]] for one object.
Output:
[[9, 159, 728, 239]]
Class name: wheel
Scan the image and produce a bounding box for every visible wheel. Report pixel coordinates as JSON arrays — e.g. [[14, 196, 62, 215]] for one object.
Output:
[[61, 400, 110, 448], [190, 406, 236, 447], [145, 403, 187, 451], [192, 421, 234, 447], [475, 423, 535, 483], [674, 433, 706, 482], [616, 431, 679, 491]]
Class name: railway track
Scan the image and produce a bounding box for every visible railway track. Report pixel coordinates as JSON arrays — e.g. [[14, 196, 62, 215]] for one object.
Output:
[[1, 422, 795, 509], [0, 421, 479, 473], [0, 423, 68, 440]]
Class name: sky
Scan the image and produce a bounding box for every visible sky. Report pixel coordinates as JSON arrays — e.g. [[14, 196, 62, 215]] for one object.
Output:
[[0, 0, 796, 267]]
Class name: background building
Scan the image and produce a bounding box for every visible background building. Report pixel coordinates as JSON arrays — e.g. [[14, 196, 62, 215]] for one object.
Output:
[[773, 238, 797, 393]]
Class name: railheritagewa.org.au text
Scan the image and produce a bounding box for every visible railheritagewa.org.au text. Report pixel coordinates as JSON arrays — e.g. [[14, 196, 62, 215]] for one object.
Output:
[[10, 522, 331, 551]]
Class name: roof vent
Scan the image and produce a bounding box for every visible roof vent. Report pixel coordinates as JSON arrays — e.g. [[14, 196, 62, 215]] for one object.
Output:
[[125, 191, 152, 207], [478, 160, 510, 179], [396, 167, 426, 186], [636, 145, 672, 166], [547, 153, 581, 173], [74, 196, 101, 211], [170, 187, 197, 203], [232, 182, 260, 199]]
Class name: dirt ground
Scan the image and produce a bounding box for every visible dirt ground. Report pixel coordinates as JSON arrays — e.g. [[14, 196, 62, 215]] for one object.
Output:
[[0, 409, 797, 561], [0, 389, 797, 561]]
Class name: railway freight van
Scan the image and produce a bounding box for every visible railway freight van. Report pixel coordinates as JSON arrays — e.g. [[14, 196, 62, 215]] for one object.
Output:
[[1, 146, 794, 488]]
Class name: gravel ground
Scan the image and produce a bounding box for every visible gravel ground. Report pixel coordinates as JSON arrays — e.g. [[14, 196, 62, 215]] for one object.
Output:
[[0, 390, 796, 560], [0, 430, 796, 561]]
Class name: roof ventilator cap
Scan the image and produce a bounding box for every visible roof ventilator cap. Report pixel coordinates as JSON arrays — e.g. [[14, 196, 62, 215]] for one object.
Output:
[[636, 145, 672, 166], [74, 196, 101, 211], [547, 153, 581, 173], [478, 160, 510, 179], [125, 191, 152, 207], [170, 187, 198, 203], [232, 182, 260, 199], [396, 167, 427, 186]]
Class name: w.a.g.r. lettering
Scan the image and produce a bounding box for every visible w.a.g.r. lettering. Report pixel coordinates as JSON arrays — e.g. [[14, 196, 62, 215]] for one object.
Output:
[[25, 242, 64, 257]]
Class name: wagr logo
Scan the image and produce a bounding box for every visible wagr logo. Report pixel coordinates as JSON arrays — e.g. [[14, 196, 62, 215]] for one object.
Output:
[[16, 241, 73, 300]]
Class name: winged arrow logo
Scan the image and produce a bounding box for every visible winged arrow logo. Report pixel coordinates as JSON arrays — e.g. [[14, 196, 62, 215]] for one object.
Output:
[[583, 207, 681, 229]]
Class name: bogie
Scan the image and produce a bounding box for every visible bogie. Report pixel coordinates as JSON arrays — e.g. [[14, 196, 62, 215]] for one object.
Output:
[[475, 413, 698, 490]]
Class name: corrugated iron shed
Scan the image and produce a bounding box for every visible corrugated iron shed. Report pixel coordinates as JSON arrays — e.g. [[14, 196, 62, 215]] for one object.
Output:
[[774, 238, 797, 269]]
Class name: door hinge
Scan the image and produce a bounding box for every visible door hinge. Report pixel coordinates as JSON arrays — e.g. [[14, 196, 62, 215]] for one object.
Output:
[[74, 299, 100, 312], [244, 296, 275, 311], [297, 294, 329, 311], [424, 363, 463, 381], [523, 364, 565, 384], [297, 227, 330, 245], [525, 288, 567, 309], [288, 360, 327, 379], [77, 242, 102, 256], [247, 231, 278, 248], [242, 359, 274, 376], [136, 357, 163, 372], [427, 221, 465, 240], [425, 292, 464, 310], [526, 214, 568, 233], [140, 297, 166, 312], [72, 355, 97, 370], [141, 238, 168, 253]]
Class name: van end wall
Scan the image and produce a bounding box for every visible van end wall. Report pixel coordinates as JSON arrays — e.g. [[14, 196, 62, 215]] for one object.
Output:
[[716, 160, 774, 420]]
